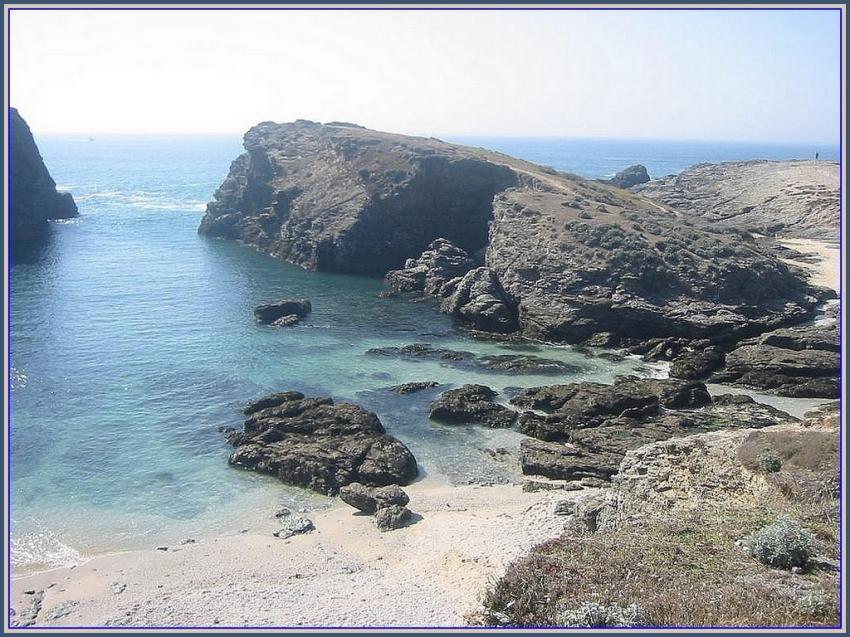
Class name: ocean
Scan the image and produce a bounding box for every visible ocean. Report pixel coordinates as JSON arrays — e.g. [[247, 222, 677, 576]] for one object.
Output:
[[9, 134, 837, 574]]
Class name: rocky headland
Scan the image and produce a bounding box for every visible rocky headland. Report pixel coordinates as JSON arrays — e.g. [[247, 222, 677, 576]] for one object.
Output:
[[202, 121, 831, 350], [11, 108, 78, 257]]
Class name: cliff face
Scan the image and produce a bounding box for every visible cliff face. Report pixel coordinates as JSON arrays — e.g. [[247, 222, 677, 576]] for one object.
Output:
[[633, 160, 839, 241], [10, 108, 77, 252], [199, 120, 522, 274], [203, 121, 825, 343]]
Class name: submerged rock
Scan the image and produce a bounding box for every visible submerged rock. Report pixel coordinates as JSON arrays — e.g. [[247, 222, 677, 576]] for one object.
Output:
[[388, 381, 441, 394], [429, 384, 517, 428], [366, 343, 583, 376], [254, 299, 312, 324], [228, 392, 418, 495]]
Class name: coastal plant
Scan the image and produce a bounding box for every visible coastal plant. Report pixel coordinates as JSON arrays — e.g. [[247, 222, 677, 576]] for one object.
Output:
[[555, 601, 646, 628], [746, 516, 814, 569], [757, 450, 782, 473], [796, 591, 833, 619]]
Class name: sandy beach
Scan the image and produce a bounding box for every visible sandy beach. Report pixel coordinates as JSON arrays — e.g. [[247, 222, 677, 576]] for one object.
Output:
[[11, 479, 587, 628], [777, 238, 841, 293]]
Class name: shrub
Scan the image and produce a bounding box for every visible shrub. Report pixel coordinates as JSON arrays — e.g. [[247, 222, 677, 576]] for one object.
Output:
[[757, 450, 782, 473], [746, 516, 814, 569], [796, 591, 832, 619], [556, 601, 645, 628]]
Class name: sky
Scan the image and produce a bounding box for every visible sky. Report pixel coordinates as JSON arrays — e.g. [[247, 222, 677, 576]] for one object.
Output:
[[8, 7, 842, 143]]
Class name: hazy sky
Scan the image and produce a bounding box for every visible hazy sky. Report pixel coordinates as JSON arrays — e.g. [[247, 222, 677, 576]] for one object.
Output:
[[9, 8, 842, 142]]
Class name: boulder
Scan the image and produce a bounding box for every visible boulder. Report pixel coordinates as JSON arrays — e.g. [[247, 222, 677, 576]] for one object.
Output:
[[228, 393, 418, 495], [429, 384, 517, 428], [383, 238, 474, 296], [254, 299, 312, 324], [339, 482, 409, 514], [273, 516, 315, 539], [606, 164, 650, 189], [374, 504, 413, 531], [439, 267, 518, 333]]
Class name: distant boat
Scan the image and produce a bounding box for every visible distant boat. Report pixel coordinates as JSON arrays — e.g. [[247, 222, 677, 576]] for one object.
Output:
[[87, 136, 94, 142]]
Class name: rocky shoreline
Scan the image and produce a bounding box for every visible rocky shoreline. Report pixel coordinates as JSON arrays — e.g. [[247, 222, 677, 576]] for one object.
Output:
[[201, 121, 838, 405]]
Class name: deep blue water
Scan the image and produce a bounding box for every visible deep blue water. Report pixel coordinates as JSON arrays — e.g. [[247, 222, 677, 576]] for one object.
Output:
[[10, 134, 833, 573], [447, 136, 839, 180]]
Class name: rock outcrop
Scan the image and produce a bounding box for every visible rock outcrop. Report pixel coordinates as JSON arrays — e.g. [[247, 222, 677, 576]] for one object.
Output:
[[10, 108, 77, 256], [634, 160, 839, 240], [711, 323, 839, 398], [253, 299, 312, 325], [203, 121, 825, 345], [605, 164, 650, 189], [429, 384, 517, 428], [515, 377, 797, 482], [227, 392, 418, 495]]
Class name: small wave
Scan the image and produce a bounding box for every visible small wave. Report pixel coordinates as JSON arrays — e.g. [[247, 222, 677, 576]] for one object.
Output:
[[10, 367, 27, 389], [75, 191, 207, 212], [11, 530, 84, 572], [50, 218, 82, 225]]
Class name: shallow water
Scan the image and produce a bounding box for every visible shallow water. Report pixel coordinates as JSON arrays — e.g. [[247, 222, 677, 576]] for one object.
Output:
[[10, 135, 830, 574]]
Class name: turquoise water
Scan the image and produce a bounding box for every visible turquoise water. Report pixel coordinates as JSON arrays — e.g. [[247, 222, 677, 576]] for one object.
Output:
[[10, 135, 830, 573]]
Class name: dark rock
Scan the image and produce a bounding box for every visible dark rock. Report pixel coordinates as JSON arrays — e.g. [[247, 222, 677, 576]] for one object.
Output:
[[439, 267, 518, 333], [518, 383, 794, 482], [388, 381, 440, 394], [228, 393, 418, 495], [339, 482, 409, 514], [669, 346, 726, 380], [244, 391, 306, 415], [374, 504, 413, 531], [605, 164, 650, 189], [254, 299, 311, 324], [554, 500, 577, 516], [383, 238, 474, 296], [366, 343, 581, 376], [199, 121, 518, 275], [583, 332, 621, 348], [429, 384, 517, 428], [273, 516, 315, 539], [522, 480, 584, 493], [11, 108, 78, 258], [712, 324, 839, 397], [475, 354, 581, 375]]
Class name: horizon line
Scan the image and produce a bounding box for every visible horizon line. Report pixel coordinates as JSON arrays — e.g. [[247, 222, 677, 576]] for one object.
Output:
[[30, 130, 841, 148]]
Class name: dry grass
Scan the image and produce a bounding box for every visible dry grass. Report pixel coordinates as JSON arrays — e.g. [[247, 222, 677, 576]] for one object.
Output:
[[475, 507, 838, 628]]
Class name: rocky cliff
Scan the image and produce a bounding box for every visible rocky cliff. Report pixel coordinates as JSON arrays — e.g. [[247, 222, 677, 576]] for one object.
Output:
[[10, 108, 77, 253], [203, 121, 826, 344], [633, 160, 839, 240]]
